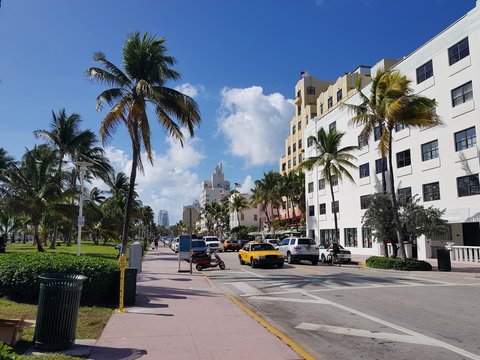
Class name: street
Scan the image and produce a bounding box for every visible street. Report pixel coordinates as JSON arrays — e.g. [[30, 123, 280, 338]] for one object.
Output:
[[202, 251, 480, 360]]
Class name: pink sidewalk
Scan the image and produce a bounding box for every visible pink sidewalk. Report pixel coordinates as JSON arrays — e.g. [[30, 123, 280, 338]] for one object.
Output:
[[88, 246, 303, 360]]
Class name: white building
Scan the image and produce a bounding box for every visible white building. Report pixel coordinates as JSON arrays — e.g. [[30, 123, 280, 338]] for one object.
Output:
[[229, 194, 263, 230], [305, 1, 480, 259], [157, 210, 169, 228], [199, 164, 231, 229]]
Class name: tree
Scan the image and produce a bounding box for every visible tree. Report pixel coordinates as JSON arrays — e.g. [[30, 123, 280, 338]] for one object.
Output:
[[0, 147, 14, 171], [87, 32, 201, 255], [230, 194, 248, 226], [300, 128, 358, 244]]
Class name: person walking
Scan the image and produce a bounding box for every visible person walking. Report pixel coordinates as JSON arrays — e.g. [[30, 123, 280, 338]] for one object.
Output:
[[154, 238, 159, 250]]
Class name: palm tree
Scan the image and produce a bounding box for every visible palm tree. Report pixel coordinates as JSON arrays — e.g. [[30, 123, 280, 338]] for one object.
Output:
[[87, 32, 201, 255], [300, 128, 358, 244], [348, 70, 440, 258], [230, 194, 248, 226], [0, 147, 14, 171]]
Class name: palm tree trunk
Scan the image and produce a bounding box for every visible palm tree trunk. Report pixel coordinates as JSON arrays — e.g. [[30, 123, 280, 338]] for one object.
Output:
[[286, 198, 291, 220], [328, 173, 339, 244], [34, 225, 44, 252], [120, 147, 139, 256], [387, 130, 406, 259]]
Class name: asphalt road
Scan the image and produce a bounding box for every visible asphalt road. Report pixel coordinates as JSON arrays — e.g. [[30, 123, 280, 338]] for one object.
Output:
[[202, 251, 480, 360]]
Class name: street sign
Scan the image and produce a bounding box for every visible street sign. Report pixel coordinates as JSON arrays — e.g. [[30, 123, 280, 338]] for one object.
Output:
[[77, 216, 85, 227]]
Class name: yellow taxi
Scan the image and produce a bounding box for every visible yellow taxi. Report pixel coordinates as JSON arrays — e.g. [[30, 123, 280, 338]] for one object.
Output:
[[238, 242, 284, 268]]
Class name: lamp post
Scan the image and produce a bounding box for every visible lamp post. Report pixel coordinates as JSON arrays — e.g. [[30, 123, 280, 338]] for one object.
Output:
[[75, 161, 92, 256]]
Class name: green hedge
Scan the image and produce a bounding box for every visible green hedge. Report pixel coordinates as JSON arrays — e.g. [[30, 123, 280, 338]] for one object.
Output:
[[0, 252, 119, 305], [365, 256, 432, 271]]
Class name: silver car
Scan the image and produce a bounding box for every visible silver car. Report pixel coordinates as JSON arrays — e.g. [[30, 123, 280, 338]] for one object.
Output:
[[277, 237, 319, 265]]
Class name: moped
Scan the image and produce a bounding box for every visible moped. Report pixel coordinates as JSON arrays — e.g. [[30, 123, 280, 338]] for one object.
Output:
[[193, 252, 226, 271]]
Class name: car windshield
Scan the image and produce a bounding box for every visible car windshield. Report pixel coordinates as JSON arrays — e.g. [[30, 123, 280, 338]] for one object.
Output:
[[250, 243, 275, 251], [298, 238, 316, 246], [266, 239, 278, 244]]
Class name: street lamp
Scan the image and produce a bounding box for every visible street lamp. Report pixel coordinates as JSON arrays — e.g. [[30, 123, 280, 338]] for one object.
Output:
[[75, 161, 92, 256]]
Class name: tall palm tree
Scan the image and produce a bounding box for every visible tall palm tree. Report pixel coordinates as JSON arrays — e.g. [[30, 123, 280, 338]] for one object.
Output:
[[0, 147, 14, 171], [300, 128, 358, 244], [87, 32, 201, 255], [230, 194, 248, 226], [348, 70, 440, 258]]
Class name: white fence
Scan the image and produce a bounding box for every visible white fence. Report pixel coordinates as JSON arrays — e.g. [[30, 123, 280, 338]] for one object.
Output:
[[451, 246, 480, 263]]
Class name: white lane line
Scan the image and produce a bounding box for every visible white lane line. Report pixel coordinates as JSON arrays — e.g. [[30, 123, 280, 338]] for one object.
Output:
[[230, 282, 264, 296], [249, 296, 329, 304], [240, 269, 265, 278], [299, 290, 480, 360], [295, 323, 431, 345]]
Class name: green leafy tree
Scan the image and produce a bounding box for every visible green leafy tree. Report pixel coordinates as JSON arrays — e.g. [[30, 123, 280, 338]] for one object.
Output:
[[87, 32, 201, 255], [300, 128, 358, 243], [230, 194, 248, 226]]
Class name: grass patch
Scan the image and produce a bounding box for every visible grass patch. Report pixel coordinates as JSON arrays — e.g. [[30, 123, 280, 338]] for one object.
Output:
[[0, 298, 113, 358]]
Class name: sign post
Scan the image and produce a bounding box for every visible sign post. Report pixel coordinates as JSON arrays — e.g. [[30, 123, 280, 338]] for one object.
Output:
[[178, 234, 191, 272]]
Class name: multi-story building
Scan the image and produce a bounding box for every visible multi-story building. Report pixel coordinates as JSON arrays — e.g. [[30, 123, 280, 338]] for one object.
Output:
[[304, 1, 480, 260], [199, 164, 230, 230], [157, 210, 169, 228], [228, 194, 263, 230], [183, 201, 201, 230]]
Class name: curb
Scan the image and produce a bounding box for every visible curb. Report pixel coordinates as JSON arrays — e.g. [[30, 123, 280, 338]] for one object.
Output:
[[227, 295, 317, 360]]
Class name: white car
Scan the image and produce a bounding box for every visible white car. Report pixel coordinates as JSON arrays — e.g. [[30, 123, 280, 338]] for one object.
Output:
[[319, 244, 352, 263], [277, 237, 319, 265], [263, 239, 280, 248], [202, 236, 222, 252]]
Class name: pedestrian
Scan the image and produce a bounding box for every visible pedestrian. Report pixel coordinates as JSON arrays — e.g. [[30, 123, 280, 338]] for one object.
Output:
[[154, 238, 159, 250]]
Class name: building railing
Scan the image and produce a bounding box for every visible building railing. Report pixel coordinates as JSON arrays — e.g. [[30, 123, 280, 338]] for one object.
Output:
[[451, 246, 480, 263]]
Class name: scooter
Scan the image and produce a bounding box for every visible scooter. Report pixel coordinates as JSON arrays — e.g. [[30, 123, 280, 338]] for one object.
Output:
[[193, 252, 226, 271]]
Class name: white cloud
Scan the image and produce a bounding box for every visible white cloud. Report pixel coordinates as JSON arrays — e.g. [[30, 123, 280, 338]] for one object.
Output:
[[92, 131, 205, 224], [238, 175, 255, 194], [217, 86, 294, 167], [174, 83, 206, 98]]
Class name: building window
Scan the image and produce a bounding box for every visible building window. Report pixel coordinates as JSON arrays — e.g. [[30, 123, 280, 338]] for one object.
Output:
[[421, 140, 439, 161], [307, 137, 313, 147], [287, 146, 291, 155], [331, 200, 339, 213], [395, 123, 407, 132], [398, 187, 412, 202], [298, 153, 303, 163], [298, 139, 302, 149], [320, 229, 338, 245], [416, 60, 433, 84], [457, 174, 480, 197], [455, 127, 476, 151], [308, 205, 315, 216], [319, 203, 326, 215], [240, 213, 245, 221], [327, 96, 333, 109], [318, 178, 325, 190], [448, 37, 469, 65], [298, 121, 302, 130], [344, 228, 357, 247], [307, 86, 315, 95], [293, 157, 297, 166], [331, 175, 338, 186], [296, 90, 301, 98], [358, 134, 368, 148], [281, 163, 286, 172], [254, 214, 258, 221], [320, 104, 324, 114], [396, 149, 411, 168], [293, 143, 297, 152], [374, 123, 384, 141], [362, 227, 373, 248], [451, 81, 473, 107], [292, 125, 296, 135], [329, 121, 336, 132], [423, 182, 440, 201], [375, 158, 387, 174], [308, 182, 314, 193], [311, 112, 317, 118], [360, 195, 371, 210], [359, 163, 369, 179], [337, 89, 343, 102], [288, 160, 291, 169]]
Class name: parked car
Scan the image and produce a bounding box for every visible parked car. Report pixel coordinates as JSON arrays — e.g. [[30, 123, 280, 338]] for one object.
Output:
[[222, 239, 240, 252], [263, 239, 280, 248], [171, 238, 179, 253], [319, 244, 352, 263], [277, 237, 319, 265], [238, 242, 284, 268], [191, 239, 208, 258], [237, 239, 250, 249], [202, 236, 222, 252]]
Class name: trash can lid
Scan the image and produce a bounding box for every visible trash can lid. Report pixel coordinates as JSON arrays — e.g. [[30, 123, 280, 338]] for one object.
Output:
[[38, 273, 87, 286]]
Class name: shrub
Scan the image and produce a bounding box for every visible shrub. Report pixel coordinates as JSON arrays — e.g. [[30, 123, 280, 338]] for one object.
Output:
[[0, 253, 119, 305], [365, 256, 432, 271]]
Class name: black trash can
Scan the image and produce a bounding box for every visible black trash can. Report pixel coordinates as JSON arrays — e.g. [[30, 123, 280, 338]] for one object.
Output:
[[34, 273, 87, 351], [124, 267, 137, 306], [437, 248, 451, 272]]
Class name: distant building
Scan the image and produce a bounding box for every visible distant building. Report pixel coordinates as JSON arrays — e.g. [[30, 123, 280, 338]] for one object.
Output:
[[157, 210, 169, 228], [199, 164, 231, 230], [183, 201, 201, 230]]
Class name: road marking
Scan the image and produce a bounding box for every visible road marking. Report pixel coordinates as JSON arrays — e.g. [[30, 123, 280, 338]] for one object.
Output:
[[240, 269, 265, 278], [230, 282, 264, 296], [249, 295, 329, 304], [299, 290, 480, 360], [295, 323, 432, 345]]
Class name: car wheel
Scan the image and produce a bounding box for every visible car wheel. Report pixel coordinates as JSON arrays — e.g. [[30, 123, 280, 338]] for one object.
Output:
[[219, 262, 226, 270], [287, 252, 294, 264], [278, 262, 284, 268], [312, 259, 319, 266], [239, 256, 245, 265], [250, 258, 256, 268], [195, 264, 203, 271], [321, 254, 326, 263]]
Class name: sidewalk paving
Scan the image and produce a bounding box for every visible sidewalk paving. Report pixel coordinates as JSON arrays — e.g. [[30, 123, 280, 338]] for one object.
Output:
[[88, 246, 303, 360]]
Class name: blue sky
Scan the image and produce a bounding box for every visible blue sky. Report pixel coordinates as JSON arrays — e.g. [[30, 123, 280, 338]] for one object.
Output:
[[0, 0, 475, 223]]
